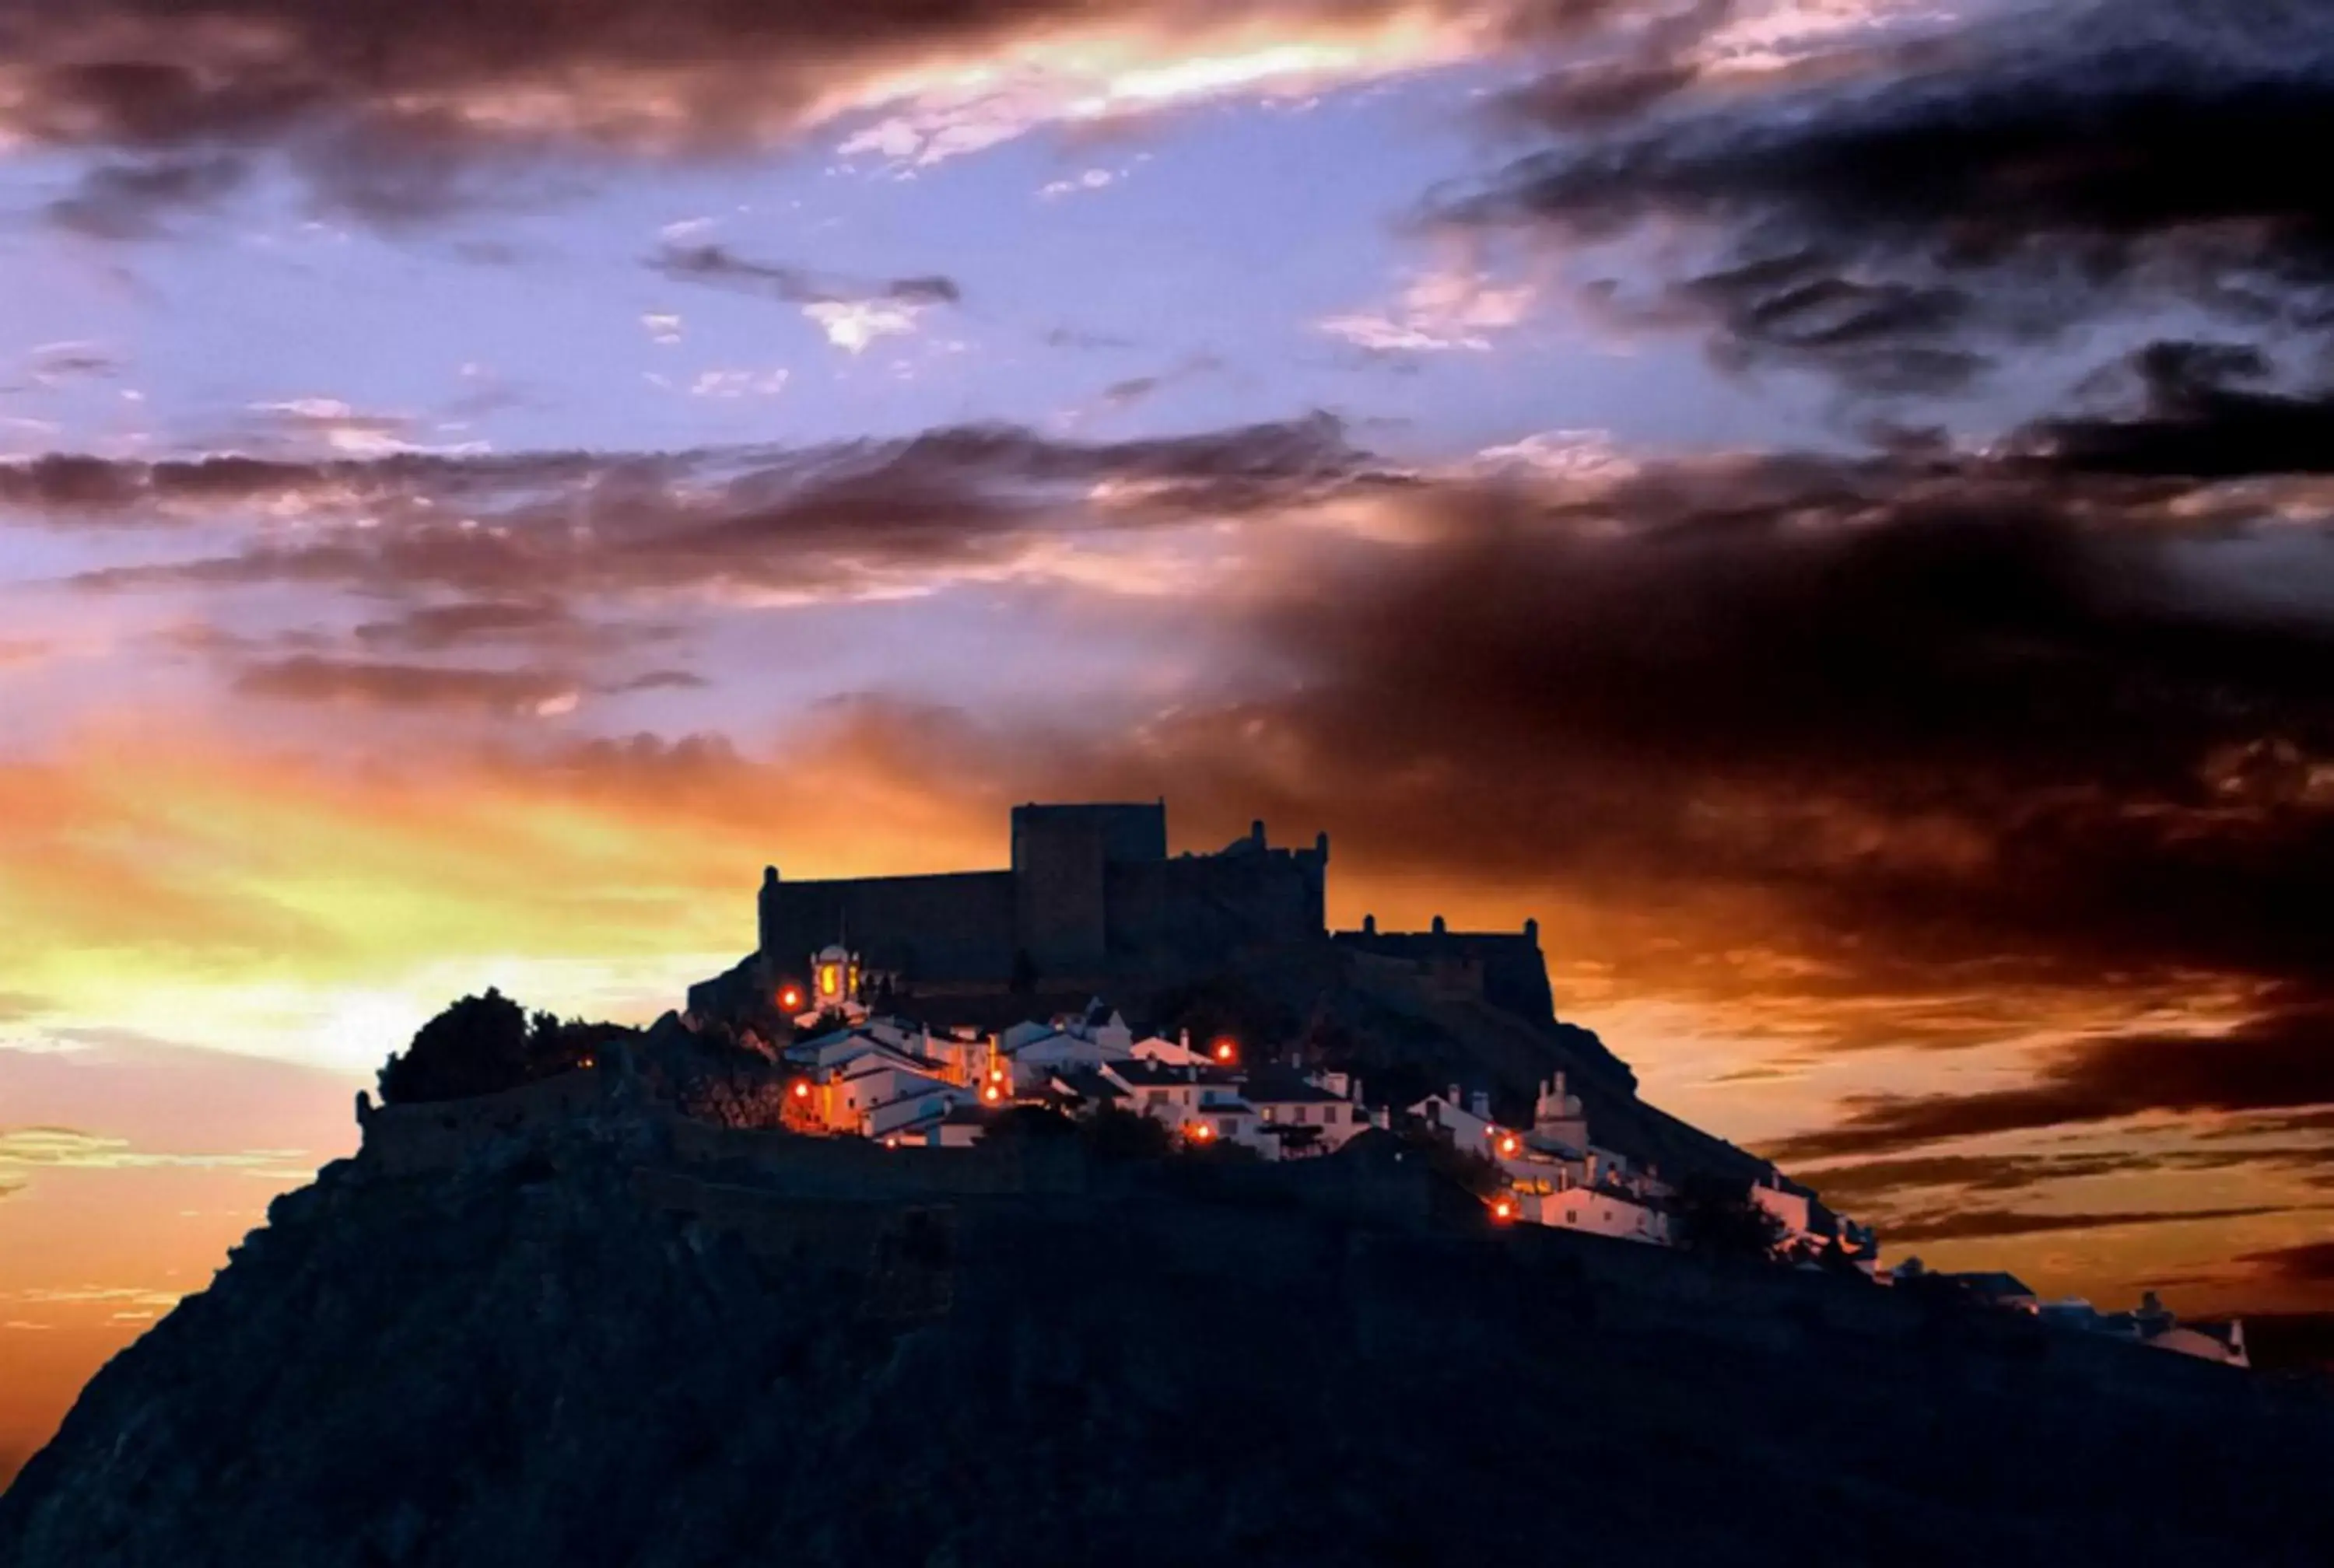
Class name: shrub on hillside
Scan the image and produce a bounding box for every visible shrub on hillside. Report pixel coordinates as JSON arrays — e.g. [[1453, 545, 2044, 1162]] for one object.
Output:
[[1671, 1174, 1787, 1262], [1080, 1105, 1174, 1161]]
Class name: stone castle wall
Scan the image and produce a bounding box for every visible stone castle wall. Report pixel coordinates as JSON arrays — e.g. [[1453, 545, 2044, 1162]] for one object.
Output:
[[1333, 923, 1556, 1024], [356, 1071, 611, 1176], [759, 868, 1018, 985], [752, 804, 1329, 995]]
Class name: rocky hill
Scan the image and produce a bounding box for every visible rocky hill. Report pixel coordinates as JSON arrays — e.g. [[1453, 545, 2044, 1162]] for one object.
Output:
[[4, 1100, 2329, 1568]]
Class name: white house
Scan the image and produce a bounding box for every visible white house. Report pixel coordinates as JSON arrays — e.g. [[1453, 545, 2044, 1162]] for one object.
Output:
[[1408, 1087, 1497, 1151], [1242, 1067, 1373, 1157], [1130, 1030, 1209, 1066], [862, 1073, 980, 1141], [1004, 1025, 1134, 1089], [1530, 1073, 1590, 1152], [1531, 1182, 1673, 1245], [1103, 1059, 1262, 1150]]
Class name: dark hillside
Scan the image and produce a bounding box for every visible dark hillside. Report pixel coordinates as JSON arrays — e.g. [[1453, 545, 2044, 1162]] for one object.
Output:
[[2, 1114, 2328, 1568]]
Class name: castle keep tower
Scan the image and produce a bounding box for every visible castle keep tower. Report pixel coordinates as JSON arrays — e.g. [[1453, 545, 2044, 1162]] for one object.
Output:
[[1009, 802, 1168, 975]]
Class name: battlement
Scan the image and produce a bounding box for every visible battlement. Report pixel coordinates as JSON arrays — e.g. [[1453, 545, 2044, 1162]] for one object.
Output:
[[1332, 915, 1556, 1024]]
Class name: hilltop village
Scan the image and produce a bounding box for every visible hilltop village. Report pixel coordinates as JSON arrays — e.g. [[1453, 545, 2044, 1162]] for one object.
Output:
[[648, 800, 2241, 1368]]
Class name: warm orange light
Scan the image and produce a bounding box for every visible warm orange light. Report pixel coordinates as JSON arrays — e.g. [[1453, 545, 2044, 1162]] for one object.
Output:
[[1189, 1122, 1216, 1143], [1496, 1133, 1519, 1157], [818, 963, 839, 996], [1491, 1197, 1518, 1223], [792, 1080, 811, 1100], [1211, 1038, 1237, 1063], [989, 1065, 1005, 1081], [982, 1084, 1003, 1104], [780, 985, 802, 1010]]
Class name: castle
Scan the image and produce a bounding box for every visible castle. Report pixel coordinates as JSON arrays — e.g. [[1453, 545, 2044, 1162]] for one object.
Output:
[[744, 800, 1555, 1019], [755, 801, 1331, 996]]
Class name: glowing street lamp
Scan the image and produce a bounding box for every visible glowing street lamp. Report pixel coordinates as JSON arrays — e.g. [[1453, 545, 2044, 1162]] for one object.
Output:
[[1491, 1195, 1519, 1223], [1495, 1132, 1520, 1158], [780, 985, 803, 1011], [791, 1080, 812, 1101], [1211, 1038, 1238, 1064]]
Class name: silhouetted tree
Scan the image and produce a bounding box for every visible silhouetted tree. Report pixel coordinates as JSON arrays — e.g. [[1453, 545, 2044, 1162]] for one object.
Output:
[[378, 990, 635, 1104], [1401, 1125, 1504, 1199], [1671, 1174, 1787, 1262], [378, 989, 531, 1104]]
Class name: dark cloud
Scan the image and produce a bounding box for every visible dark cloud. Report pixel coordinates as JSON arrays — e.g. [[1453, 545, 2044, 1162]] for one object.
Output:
[[1768, 1008, 2334, 1161], [1095, 353, 1225, 412], [649, 243, 961, 308], [2239, 1240, 2334, 1283], [351, 600, 583, 653], [232, 656, 580, 714], [0, 2, 1607, 222], [1457, 2, 2334, 389], [19, 344, 120, 384], [1884, 1204, 2294, 1245], [33, 415, 1362, 595], [44, 154, 252, 240], [608, 670, 709, 692], [0, 448, 625, 520], [2018, 342, 2334, 479]]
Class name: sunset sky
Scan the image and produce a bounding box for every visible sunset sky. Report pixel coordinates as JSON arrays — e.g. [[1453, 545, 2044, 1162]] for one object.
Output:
[[5, 0, 2334, 1479]]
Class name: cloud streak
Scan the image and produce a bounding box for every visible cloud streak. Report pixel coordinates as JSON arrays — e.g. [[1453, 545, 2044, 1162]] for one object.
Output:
[[0, 0, 1599, 221], [1769, 1009, 2334, 1160]]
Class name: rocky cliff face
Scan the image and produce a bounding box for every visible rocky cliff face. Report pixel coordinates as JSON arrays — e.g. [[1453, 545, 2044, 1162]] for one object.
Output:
[[4, 1111, 2330, 1568]]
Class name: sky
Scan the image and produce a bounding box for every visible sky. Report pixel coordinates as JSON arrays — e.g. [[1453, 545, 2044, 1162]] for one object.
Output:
[[5, 0, 2334, 1479]]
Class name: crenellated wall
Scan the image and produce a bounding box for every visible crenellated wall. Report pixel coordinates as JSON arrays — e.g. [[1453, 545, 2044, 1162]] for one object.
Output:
[[1331, 921, 1556, 1024]]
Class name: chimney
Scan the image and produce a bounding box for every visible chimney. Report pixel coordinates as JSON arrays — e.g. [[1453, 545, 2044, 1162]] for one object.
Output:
[[1470, 1089, 1491, 1121], [1251, 818, 1267, 848], [1432, 915, 1447, 934], [1362, 913, 1376, 935]]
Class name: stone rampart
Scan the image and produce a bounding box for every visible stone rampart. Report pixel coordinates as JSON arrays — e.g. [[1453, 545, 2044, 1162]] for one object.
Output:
[[356, 1071, 612, 1175]]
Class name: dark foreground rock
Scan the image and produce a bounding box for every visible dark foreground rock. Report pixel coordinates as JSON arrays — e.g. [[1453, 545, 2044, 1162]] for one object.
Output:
[[3, 1118, 2329, 1568]]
